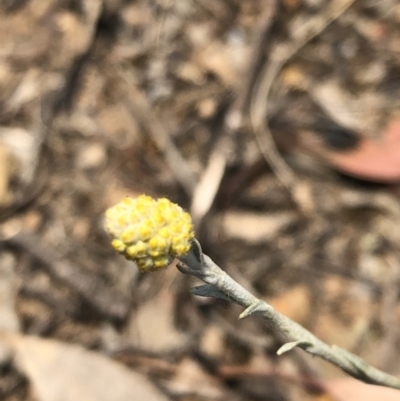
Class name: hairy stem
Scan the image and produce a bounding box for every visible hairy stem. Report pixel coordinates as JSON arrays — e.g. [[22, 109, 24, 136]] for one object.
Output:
[[177, 239, 400, 390]]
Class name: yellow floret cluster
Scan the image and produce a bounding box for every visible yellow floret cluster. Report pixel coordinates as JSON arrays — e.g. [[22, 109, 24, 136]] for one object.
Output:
[[104, 195, 194, 272]]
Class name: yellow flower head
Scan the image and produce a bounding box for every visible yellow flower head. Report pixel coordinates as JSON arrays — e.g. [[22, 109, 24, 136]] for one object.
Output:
[[104, 195, 194, 272]]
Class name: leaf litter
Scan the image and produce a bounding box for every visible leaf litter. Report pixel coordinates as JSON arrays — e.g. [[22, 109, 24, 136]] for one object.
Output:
[[1, 1, 400, 401]]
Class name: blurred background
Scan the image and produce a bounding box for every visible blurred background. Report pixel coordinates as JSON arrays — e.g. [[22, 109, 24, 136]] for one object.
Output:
[[1, 0, 400, 400]]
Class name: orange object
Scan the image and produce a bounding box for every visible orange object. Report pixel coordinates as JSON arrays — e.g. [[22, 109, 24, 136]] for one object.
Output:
[[311, 119, 400, 183]]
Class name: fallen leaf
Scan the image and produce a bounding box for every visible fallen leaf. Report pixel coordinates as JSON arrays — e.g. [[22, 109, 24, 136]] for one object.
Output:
[[222, 211, 294, 243], [314, 120, 400, 182], [267, 285, 311, 326], [324, 378, 400, 401], [127, 289, 188, 353], [1, 331, 170, 401]]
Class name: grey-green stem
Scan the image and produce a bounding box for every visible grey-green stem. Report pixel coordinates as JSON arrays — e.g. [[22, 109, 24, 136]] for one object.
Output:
[[177, 239, 400, 390]]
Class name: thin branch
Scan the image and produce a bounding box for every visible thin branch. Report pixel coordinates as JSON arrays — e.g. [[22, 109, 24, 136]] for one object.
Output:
[[190, 134, 230, 224], [248, 0, 357, 191], [177, 239, 400, 390], [2, 232, 130, 320], [116, 67, 196, 195]]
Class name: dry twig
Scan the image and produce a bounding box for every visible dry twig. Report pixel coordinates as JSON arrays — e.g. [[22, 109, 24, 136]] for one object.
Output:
[[2, 232, 130, 320], [248, 0, 357, 192], [116, 68, 196, 195]]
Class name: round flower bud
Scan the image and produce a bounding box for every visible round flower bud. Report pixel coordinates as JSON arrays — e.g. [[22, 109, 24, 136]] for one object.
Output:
[[104, 195, 194, 272]]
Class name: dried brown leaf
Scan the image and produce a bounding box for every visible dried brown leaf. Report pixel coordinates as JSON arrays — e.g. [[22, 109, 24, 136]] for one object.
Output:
[[324, 378, 400, 401], [1, 332, 170, 401]]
